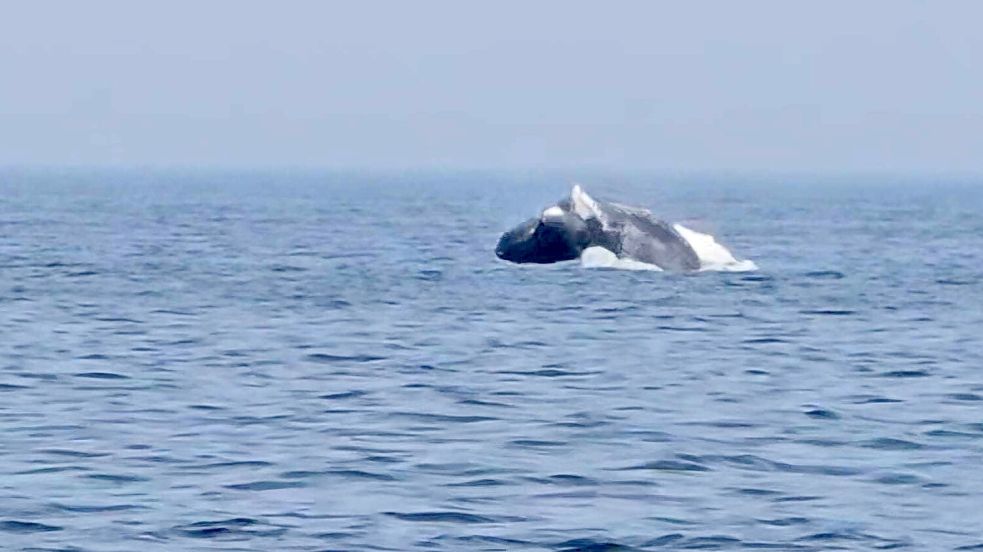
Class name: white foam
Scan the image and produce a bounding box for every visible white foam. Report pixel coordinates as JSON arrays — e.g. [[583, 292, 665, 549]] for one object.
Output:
[[673, 224, 758, 272], [580, 246, 663, 271]]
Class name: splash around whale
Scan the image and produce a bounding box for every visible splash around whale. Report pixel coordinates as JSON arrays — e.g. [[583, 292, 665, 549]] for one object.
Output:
[[495, 185, 756, 272]]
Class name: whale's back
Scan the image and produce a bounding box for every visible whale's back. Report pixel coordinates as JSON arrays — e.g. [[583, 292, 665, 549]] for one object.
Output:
[[607, 206, 701, 271]]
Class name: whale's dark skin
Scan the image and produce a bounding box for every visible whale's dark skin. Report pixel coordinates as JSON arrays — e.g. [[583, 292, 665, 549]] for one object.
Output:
[[496, 186, 701, 271]]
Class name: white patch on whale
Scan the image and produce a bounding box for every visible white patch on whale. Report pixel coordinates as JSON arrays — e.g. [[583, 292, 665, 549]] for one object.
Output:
[[580, 246, 663, 271], [571, 184, 603, 221], [542, 206, 565, 219], [673, 224, 758, 272]]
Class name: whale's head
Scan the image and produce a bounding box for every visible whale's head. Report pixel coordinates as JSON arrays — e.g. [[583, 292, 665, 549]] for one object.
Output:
[[496, 201, 592, 264]]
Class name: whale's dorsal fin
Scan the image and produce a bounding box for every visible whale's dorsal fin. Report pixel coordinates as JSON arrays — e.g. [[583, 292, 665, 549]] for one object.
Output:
[[570, 184, 602, 220]]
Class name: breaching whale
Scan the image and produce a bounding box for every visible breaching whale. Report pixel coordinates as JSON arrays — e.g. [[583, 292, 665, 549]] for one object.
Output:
[[496, 185, 749, 272]]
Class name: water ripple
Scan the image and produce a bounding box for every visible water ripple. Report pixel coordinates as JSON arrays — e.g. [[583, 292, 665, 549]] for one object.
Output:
[[3, 173, 983, 550]]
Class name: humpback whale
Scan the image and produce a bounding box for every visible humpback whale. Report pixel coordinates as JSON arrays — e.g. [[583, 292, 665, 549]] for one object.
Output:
[[496, 185, 746, 272]]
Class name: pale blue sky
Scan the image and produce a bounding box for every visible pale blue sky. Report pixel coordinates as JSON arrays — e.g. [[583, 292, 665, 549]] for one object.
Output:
[[1, 1, 981, 171]]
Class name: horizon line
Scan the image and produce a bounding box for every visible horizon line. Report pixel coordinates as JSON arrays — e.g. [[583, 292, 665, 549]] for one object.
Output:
[[2, 163, 983, 180]]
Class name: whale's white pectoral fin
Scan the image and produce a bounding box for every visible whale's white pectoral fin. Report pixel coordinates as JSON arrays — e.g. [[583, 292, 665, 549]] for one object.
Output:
[[570, 184, 602, 220], [673, 223, 758, 272]]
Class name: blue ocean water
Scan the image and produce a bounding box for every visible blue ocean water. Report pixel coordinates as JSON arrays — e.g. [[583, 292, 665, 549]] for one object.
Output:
[[1, 169, 983, 551]]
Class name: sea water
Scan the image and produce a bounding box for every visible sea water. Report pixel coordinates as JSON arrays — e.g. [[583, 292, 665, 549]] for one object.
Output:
[[1, 169, 982, 551]]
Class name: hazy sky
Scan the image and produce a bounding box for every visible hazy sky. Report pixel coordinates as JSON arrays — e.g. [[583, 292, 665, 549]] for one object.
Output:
[[1, 1, 981, 171]]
